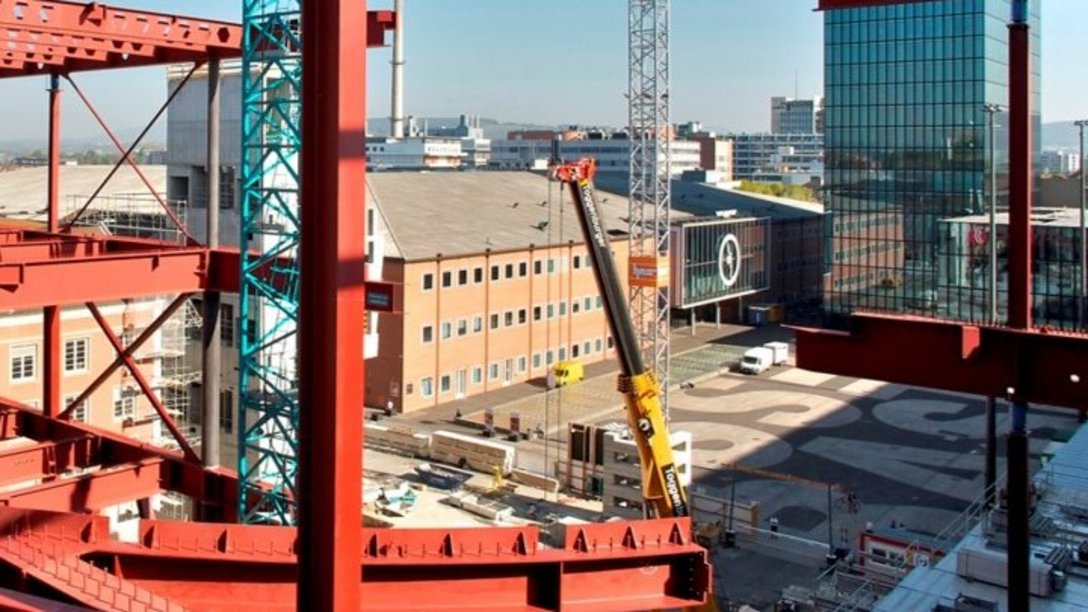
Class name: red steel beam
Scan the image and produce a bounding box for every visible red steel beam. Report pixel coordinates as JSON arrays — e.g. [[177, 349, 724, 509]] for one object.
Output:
[[793, 313, 1088, 408], [0, 1, 243, 55], [56, 518, 709, 611], [0, 457, 165, 512], [0, 435, 97, 488], [297, 0, 368, 607], [0, 248, 213, 307], [6, 402, 240, 520]]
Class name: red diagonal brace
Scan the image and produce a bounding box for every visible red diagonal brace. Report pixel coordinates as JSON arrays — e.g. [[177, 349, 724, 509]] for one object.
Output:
[[58, 294, 191, 420], [84, 302, 199, 463], [61, 71, 197, 243]]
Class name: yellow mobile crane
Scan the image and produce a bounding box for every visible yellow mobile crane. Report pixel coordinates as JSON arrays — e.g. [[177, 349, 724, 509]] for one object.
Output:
[[551, 158, 689, 519]]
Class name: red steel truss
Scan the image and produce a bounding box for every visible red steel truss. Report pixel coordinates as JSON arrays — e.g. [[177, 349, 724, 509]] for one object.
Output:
[[0, 0, 243, 78], [0, 1, 711, 609]]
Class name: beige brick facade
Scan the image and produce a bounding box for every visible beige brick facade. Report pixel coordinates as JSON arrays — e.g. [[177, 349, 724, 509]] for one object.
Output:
[[368, 240, 636, 414]]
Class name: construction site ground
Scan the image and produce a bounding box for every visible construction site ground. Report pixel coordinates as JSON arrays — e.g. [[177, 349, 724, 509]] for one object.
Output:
[[371, 322, 1084, 609]]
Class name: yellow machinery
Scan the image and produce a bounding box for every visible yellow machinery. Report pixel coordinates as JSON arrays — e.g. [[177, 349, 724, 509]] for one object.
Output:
[[552, 158, 689, 519]]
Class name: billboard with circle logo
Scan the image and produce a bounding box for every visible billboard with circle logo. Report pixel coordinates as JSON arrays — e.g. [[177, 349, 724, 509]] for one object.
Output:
[[670, 217, 770, 308]]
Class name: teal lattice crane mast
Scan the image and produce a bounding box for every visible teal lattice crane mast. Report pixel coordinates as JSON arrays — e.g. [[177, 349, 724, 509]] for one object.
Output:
[[239, 0, 303, 525]]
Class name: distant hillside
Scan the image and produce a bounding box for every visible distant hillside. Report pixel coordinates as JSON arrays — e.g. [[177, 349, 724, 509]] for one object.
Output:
[[1042, 121, 1083, 150]]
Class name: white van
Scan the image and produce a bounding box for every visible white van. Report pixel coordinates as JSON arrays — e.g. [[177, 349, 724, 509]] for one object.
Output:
[[739, 347, 774, 375]]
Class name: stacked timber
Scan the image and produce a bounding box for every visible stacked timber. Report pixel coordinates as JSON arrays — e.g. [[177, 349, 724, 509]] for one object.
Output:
[[430, 430, 516, 474]]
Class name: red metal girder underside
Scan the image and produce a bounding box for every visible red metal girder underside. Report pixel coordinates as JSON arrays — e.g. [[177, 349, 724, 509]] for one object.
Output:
[[0, 402, 239, 518], [0, 0, 243, 78], [0, 509, 709, 611], [0, 226, 242, 308], [793, 313, 1088, 408]]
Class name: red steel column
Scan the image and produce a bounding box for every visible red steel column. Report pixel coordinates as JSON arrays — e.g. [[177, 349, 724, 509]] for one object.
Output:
[[298, 0, 368, 608], [44, 73, 62, 419]]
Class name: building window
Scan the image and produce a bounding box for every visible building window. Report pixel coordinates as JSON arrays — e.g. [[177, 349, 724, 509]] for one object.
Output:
[[595, 339, 603, 353], [607, 336, 614, 349], [221, 304, 235, 347], [422, 273, 434, 290], [65, 395, 88, 423], [559, 347, 567, 361], [441, 321, 452, 339], [422, 325, 434, 343], [533, 306, 542, 321], [490, 314, 500, 330], [491, 265, 500, 281], [474, 267, 483, 283], [518, 262, 528, 277], [546, 350, 554, 365], [420, 377, 434, 398], [220, 389, 234, 433], [473, 316, 483, 333], [518, 356, 527, 372], [457, 319, 468, 337], [574, 255, 582, 269], [596, 296, 603, 309], [10, 344, 36, 382], [517, 309, 527, 325], [547, 259, 556, 273], [572, 344, 580, 358], [547, 304, 555, 319], [64, 338, 89, 373], [534, 260, 543, 275], [572, 301, 581, 314], [504, 263, 514, 279], [559, 302, 567, 316], [442, 270, 453, 288], [584, 297, 592, 311], [504, 311, 514, 327], [489, 363, 499, 380], [458, 269, 468, 285], [113, 389, 136, 419], [440, 375, 451, 393], [472, 367, 483, 385], [533, 353, 542, 369], [584, 341, 591, 356]]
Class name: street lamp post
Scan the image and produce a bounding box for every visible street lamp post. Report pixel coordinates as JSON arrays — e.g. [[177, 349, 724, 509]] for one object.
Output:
[[1075, 119, 1088, 329], [981, 103, 1002, 509], [984, 104, 1003, 323]]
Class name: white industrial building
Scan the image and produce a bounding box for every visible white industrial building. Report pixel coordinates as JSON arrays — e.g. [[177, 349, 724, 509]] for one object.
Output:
[[365, 136, 463, 170], [490, 130, 701, 176]]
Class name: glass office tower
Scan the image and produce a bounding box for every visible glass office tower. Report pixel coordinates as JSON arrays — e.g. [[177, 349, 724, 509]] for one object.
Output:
[[822, 0, 1044, 326]]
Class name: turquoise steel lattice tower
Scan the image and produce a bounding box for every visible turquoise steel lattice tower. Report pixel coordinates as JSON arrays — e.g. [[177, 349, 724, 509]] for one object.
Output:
[[239, 0, 302, 524]]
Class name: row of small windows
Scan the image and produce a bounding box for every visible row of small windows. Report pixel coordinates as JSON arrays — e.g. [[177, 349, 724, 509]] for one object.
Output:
[[416, 338, 616, 398], [421, 255, 593, 290], [421, 297, 606, 342], [10, 339, 92, 383]]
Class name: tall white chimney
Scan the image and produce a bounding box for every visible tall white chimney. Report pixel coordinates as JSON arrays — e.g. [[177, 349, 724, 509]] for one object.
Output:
[[390, 0, 406, 139]]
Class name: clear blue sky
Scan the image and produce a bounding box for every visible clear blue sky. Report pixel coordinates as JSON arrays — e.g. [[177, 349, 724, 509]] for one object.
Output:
[[0, 0, 1084, 144]]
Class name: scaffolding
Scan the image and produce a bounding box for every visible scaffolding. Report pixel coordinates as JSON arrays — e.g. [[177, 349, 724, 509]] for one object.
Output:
[[67, 193, 203, 452]]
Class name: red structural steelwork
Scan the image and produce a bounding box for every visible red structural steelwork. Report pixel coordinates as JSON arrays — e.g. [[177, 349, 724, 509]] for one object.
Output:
[[793, 313, 1088, 409], [0, 508, 708, 611], [0, 2, 713, 609], [297, 0, 369, 607], [0, 0, 242, 78], [0, 401, 239, 517], [0, 226, 242, 308]]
